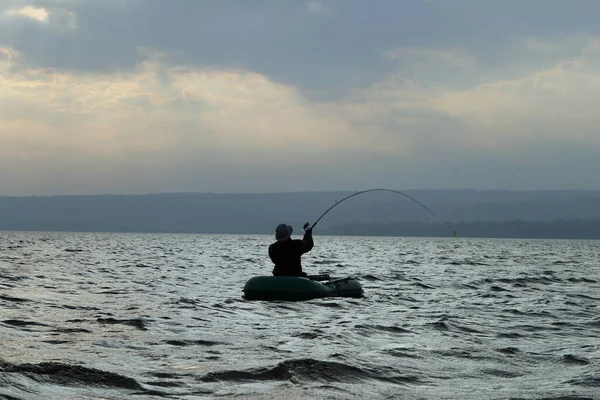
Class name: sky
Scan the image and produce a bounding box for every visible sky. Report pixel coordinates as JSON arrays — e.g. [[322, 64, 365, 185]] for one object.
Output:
[[1, 0, 599, 195]]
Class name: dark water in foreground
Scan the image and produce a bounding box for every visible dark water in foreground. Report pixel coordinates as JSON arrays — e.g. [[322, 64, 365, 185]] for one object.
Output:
[[1, 232, 599, 400]]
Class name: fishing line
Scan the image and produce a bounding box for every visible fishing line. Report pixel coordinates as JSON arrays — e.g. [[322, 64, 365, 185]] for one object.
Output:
[[305, 188, 436, 231]]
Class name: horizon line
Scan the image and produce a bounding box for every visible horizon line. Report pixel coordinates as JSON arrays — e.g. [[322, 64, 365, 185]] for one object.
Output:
[[1, 188, 600, 198]]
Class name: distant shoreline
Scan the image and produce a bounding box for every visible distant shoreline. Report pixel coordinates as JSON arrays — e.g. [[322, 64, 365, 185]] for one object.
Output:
[[326, 219, 600, 240], [2, 219, 600, 240], [1, 190, 599, 239]]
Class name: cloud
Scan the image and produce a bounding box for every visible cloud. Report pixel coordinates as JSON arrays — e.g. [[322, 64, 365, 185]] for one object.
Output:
[[3, 31, 600, 194], [0, 46, 17, 64], [425, 59, 600, 145], [1, 1, 600, 194], [338, 34, 600, 151], [4, 6, 49, 22], [1, 2, 77, 33], [0, 47, 371, 183], [0, 0, 466, 91], [4, 35, 600, 187]]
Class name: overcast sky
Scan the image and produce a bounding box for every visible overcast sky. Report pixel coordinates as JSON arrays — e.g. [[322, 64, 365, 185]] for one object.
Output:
[[1, 0, 599, 195]]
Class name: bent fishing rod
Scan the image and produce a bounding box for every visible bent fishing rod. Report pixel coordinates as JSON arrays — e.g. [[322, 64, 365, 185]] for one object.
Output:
[[302, 188, 436, 231]]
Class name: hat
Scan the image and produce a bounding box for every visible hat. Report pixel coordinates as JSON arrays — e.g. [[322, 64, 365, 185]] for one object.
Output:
[[275, 223, 293, 241]]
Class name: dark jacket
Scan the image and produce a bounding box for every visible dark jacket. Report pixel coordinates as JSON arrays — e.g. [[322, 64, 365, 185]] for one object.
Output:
[[268, 230, 314, 277]]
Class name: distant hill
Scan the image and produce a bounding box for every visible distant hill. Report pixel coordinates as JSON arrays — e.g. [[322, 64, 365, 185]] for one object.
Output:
[[0, 189, 599, 237], [327, 219, 600, 239]]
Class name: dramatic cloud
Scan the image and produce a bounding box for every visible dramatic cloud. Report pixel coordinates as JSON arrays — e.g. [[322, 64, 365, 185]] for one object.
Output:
[[0, 0, 599, 195]]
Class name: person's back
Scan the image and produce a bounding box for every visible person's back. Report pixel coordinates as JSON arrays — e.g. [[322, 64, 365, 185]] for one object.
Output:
[[269, 223, 313, 277]]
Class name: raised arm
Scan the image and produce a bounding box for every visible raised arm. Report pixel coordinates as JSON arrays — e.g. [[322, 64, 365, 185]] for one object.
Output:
[[300, 228, 314, 253]]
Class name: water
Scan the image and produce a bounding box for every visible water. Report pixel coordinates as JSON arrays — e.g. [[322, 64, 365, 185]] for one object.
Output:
[[1, 231, 599, 400]]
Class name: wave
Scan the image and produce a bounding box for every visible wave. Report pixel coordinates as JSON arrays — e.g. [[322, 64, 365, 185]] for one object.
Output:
[[496, 332, 523, 338], [163, 339, 222, 347], [313, 260, 341, 265], [561, 355, 590, 365], [567, 277, 597, 283], [586, 318, 600, 327], [481, 368, 523, 378], [354, 324, 414, 335], [496, 347, 521, 355], [567, 373, 600, 388], [411, 282, 436, 289], [384, 349, 422, 359], [568, 293, 600, 301], [0, 295, 30, 303], [0, 394, 23, 400], [431, 349, 494, 361], [0, 360, 155, 393], [2, 320, 48, 330], [198, 358, 420, 385], [96, 317, 148, 331], [361, 274, 382, 281], [449, 260, 489, 266], [477, 276, 563, 287], [427, 317, 483, 334], [292, 330, 326, 339]]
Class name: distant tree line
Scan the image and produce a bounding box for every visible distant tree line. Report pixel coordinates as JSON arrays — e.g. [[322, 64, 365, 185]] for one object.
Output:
[[325, 219, 600, 239], [1, 191, 599, 237]]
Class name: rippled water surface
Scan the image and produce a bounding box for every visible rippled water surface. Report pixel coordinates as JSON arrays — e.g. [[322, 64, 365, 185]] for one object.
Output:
[[1, 231, 599, 399]]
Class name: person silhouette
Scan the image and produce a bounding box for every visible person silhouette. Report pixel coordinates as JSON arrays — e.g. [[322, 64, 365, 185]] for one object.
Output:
[[268, 223, 313, 277]]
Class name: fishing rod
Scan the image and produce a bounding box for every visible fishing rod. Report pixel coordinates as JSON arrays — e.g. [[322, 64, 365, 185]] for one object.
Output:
[[303, 188, 436, 231]]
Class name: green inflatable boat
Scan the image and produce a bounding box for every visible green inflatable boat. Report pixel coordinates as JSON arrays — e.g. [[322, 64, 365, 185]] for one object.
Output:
[[243, 275, 364, 301]]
